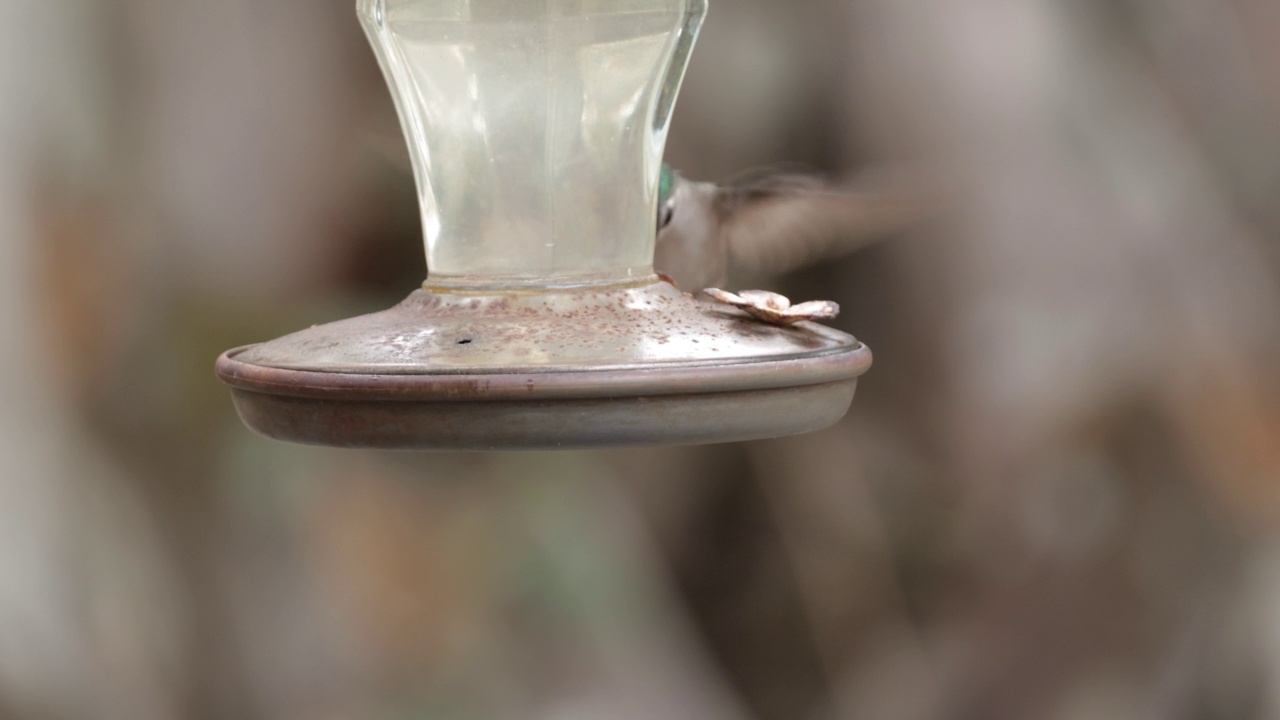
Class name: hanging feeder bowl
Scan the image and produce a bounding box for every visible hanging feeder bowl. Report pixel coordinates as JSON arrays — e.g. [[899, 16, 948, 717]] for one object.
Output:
[[216, 0, 871, 450]]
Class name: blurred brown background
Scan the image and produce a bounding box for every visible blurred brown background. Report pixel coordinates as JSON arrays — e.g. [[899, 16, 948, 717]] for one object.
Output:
[[3, 0, 1280, 718]]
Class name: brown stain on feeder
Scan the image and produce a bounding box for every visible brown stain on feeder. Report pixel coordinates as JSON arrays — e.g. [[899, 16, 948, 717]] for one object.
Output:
[[218, 278, 870, 449]]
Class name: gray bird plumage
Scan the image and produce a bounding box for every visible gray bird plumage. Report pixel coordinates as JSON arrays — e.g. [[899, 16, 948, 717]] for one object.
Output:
[[654, 166, 922, 290]]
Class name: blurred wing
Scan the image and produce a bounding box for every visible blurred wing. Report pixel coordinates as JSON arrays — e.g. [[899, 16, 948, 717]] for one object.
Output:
[[718, 175, 923, 278]]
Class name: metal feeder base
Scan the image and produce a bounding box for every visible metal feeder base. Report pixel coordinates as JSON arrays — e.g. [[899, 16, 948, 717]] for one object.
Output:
[[216, 279, 871, 450]]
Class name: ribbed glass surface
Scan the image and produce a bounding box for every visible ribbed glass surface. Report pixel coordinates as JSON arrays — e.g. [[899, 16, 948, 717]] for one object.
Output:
[[358, 0, 707, 288]]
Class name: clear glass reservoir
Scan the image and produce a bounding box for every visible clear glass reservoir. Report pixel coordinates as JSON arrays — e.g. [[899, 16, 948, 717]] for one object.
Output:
[[358, 0, 708, 288]]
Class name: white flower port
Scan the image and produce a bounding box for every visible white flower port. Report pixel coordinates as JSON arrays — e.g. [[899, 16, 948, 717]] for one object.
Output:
[[703, 289, 841, 326]]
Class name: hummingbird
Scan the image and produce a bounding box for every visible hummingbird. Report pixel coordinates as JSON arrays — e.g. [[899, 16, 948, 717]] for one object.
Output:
[[654, 164, 920, 291]]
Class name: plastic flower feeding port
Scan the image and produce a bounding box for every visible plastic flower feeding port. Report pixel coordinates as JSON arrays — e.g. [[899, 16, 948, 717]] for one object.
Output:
[[215, 0, 872, 450]]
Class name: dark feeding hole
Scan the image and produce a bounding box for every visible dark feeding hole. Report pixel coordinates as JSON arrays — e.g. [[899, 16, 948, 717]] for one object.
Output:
[[457, 339, 473, 345]]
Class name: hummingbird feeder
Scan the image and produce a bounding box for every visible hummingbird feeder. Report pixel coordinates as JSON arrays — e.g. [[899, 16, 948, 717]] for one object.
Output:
[[216, 0, 871, 450]]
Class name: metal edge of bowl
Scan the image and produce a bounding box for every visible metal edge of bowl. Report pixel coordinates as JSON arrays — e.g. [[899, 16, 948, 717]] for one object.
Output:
[[216, 340, 871, 403]]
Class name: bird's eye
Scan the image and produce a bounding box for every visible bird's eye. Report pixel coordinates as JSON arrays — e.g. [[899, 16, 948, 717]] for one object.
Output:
[[658, 203, 675, 230]]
